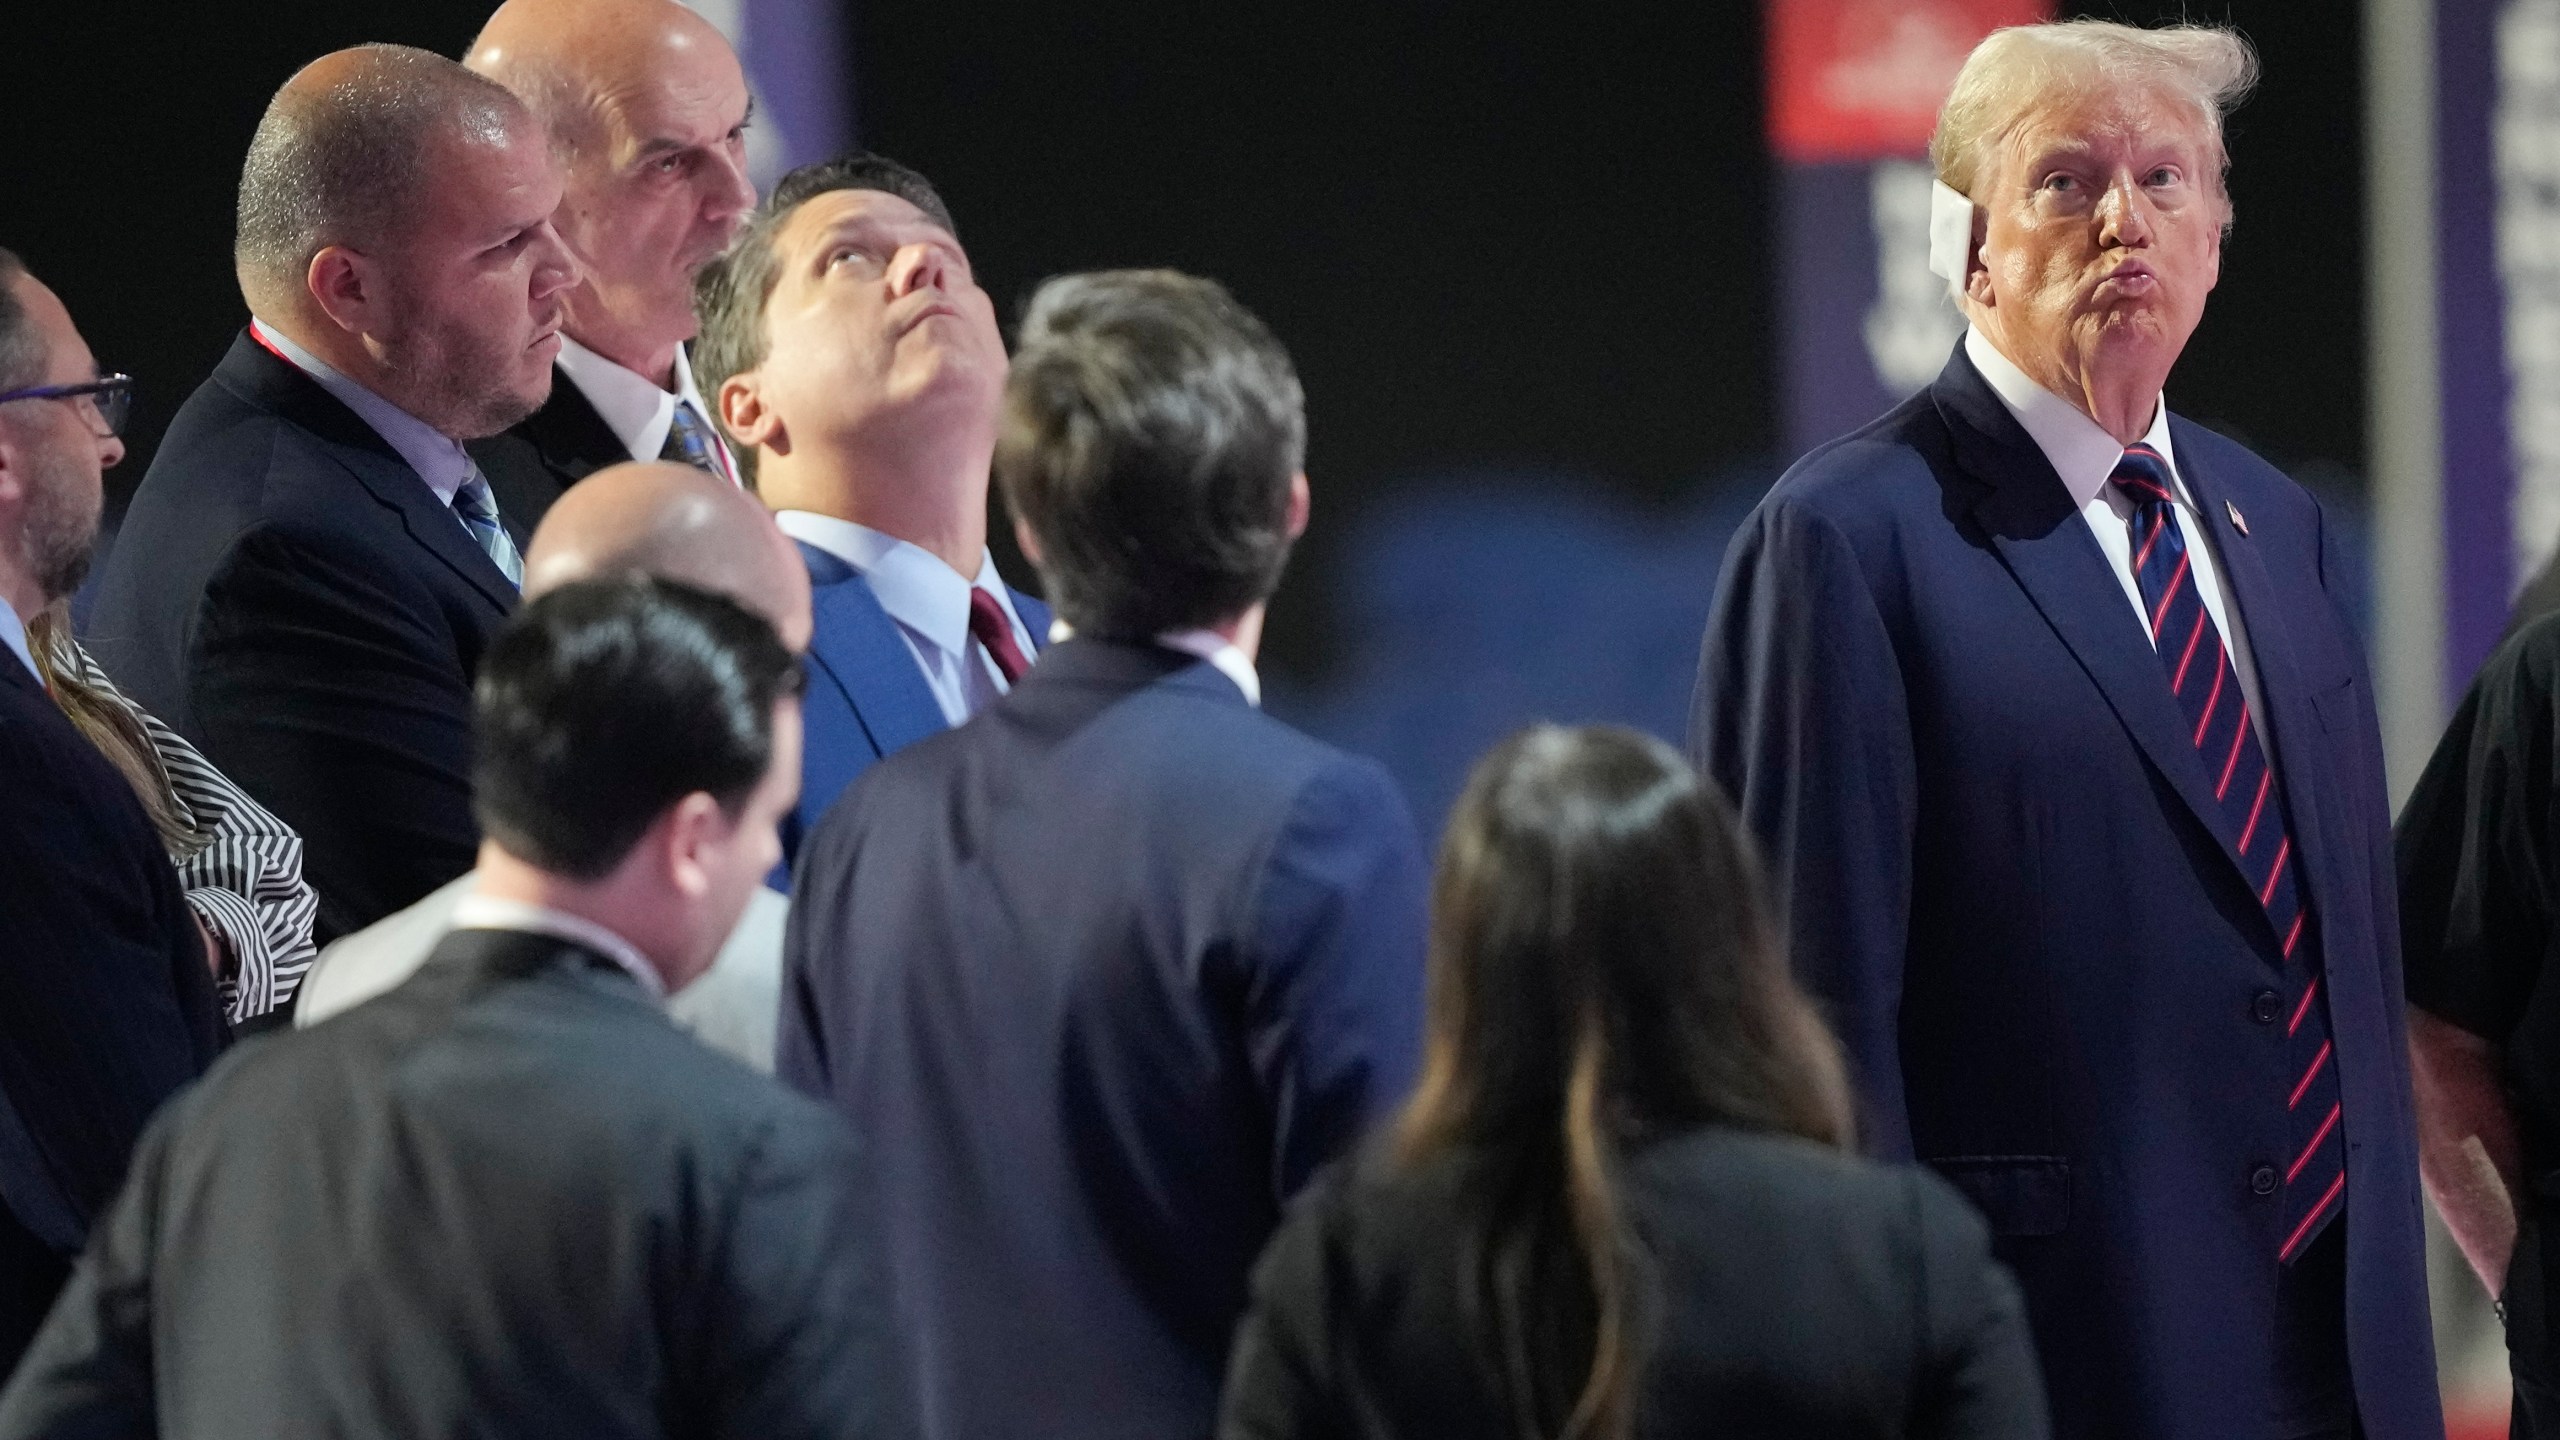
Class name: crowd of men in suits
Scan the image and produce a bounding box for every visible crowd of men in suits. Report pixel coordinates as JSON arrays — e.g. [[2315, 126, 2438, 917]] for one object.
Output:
[[11, 4, 2560, 1438]]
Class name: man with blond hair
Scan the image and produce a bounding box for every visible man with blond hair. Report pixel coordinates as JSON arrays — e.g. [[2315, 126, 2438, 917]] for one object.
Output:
[[1691, 21, 2436, 1439]]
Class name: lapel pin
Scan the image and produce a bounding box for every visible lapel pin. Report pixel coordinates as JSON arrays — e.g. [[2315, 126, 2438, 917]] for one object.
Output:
[[2225, 500, 2248, 536]]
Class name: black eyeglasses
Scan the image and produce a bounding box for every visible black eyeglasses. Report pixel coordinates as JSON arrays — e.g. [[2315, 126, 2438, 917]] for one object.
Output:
[[0, 374, 134, 438]]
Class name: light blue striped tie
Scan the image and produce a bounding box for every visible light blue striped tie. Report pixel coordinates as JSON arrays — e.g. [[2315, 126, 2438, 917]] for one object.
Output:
[[452, 472, 524, 590]]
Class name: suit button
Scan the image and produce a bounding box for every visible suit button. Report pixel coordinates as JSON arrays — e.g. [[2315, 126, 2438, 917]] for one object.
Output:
[[2253, 990, 2283, 1024], [2251, 1165, 2279, 1196]]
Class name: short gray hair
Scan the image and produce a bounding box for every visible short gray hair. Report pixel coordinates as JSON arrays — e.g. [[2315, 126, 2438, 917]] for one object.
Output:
[[0, 248, 37, 392], [235, 45, 529, 304], [1931, 21, 2258, 215], [997, 269, 1306, 639]]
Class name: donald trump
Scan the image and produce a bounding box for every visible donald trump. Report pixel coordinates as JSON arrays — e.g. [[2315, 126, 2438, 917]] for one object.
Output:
[[1691, 21, 2437, 1440]]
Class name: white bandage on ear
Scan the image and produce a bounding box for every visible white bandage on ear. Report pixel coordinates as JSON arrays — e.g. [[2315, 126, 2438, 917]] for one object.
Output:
[[1926, 180, 1978, 304]]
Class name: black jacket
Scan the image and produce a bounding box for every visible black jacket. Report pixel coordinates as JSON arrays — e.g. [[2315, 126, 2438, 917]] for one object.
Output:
[[0, 926, 903, 1440], [87, 333, 524, 938], [0, 648, 223, 1372], [467, 363, 633, 531], [1219, 1126, 2050, 1440]]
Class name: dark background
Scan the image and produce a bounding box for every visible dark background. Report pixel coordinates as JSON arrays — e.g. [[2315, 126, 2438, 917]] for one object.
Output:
[[12, 0, 2361, 687]]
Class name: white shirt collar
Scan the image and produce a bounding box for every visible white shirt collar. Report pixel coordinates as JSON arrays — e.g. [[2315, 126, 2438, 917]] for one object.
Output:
[[250, 319, 480, 506], [771, 511, 1024, 661], [1155, 628, 1262, 707], [1963, 326, 2184, 506], [448, 892, 667, 1003], [554, 336, 734, 483], [1046, 618, 1262, 708], [0, 594, 33, 684]]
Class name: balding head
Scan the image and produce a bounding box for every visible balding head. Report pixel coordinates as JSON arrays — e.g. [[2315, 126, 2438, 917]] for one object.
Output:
[[238, 45, 529, 313], [236, 44, 577, 439], [523, 462, 811, 652], [468, 0, 756, 386]]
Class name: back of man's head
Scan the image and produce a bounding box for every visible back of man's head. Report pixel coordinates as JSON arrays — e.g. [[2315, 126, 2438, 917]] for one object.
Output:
[[0, 248, 37, 391], [997, 269, 1306, 639], [522, 461, 812, 651], [689, 151, 955, 484], [472, 574, 800, 882], [235, 44, 529, 313]]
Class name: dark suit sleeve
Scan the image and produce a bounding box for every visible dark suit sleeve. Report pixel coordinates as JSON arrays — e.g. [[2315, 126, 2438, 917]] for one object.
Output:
[[0, 1101, 174, 1439], [1907, 1169, 2051, 1440], [1246, 759, 1429, 1200], [1217, 1172, 1353, 1440], [2395, 622, 2560, 1040], [695, 1112, 907, 1440], [0, 701, 220, 1250], [1689, 500, 1919, 1156], [187, 524, 482, 934], [775, 825, 851, 1097]]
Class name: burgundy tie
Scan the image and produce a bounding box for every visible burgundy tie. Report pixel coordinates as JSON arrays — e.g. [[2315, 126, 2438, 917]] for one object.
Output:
[[967, 588, 1031, 685], [2115, 444, 2343, 1264]]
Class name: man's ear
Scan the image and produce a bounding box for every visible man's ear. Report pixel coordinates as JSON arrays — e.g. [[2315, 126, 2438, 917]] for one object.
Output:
[[1963, 209, 1995, 309], [1012, 516, 1044, 566], [0, 419, 26, 516], [1284, 471, 1311, 541], [720, 373, 785, 457], [305, 246, 377, 337], [662, 790, 728, 901]]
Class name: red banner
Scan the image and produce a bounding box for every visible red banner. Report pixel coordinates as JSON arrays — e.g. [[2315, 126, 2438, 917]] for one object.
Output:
[[1766, 0, 2052, 162]]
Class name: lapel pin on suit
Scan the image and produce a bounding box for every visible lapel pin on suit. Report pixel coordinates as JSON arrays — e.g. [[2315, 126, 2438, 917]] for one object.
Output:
[[2225, 500, 2249, 536]]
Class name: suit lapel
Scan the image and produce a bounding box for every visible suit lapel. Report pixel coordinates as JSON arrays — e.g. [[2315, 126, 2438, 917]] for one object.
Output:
[[1934, 353, 2269, 912], [2168, 423, 2342, 934], [220, 335, 517, 616], [799, 541, 950, 757]]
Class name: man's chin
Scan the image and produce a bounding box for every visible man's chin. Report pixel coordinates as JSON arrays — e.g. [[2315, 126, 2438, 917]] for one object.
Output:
[[453, 374, 556, 441]]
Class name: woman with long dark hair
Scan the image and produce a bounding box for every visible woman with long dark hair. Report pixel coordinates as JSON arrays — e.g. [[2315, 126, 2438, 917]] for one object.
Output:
[[1218, 726, 2048, 1439]]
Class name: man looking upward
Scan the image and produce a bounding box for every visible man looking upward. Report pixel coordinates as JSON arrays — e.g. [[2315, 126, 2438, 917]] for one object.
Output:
[[465, 0, 757, 516], [693, 154, 1048, 870]]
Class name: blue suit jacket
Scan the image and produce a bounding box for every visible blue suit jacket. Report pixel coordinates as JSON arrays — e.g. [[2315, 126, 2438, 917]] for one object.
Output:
[[784, 540, 1049, 881], [1689, 348, 2437, 1440], [779, 637, 1428, 1440]]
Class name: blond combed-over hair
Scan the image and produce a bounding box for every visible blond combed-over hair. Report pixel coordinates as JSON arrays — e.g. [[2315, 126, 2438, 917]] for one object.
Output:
[[1930, 21, 2259, 219]]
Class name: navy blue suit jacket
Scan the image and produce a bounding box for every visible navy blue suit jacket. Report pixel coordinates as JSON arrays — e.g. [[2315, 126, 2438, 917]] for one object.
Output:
[[88, 333, 523, 939], [780, 637, 1427, 1440], [783, 539, 1048, 877], [1689, 348, 2437, 1440], [0, 647, 223, 1370]]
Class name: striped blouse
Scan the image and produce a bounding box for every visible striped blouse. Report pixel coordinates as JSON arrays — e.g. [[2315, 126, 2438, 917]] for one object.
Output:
[[68, 641, 319, 1023]]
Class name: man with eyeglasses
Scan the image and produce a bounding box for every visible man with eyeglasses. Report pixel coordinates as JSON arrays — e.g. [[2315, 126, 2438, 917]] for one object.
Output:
[[0, 247, 225, 1375]]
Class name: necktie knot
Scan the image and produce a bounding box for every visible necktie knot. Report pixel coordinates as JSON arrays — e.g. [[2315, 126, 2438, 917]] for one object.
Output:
[[2112, 444, 2176, 506], [967, 587, 1031, 686]]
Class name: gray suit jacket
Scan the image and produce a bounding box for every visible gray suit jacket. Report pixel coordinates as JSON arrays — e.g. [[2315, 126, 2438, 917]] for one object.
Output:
[[0, 927, 902, 1440]]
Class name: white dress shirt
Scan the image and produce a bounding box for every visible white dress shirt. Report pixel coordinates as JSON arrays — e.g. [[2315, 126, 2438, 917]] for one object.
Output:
[[1045, 617, 1262, 707], [554, 336, 738, 484], [449, 892, 667, 1003], [0, 593, 32, 683], [1963, 327, 2267, 742], [250, 319, 480, 510], [773, 511, 1037, 726], [1150, 627, 1262, 707]]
